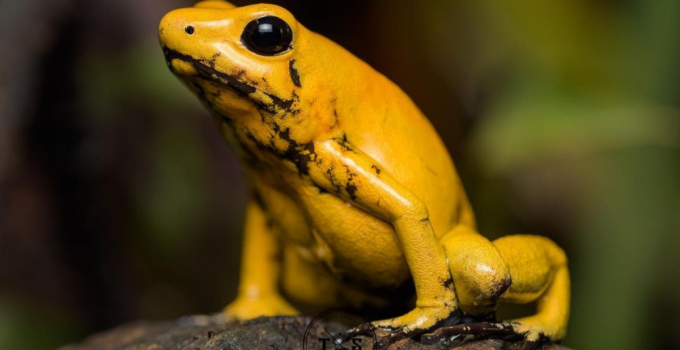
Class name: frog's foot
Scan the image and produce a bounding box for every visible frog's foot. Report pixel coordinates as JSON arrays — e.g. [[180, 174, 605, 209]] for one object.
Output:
[[346, 307, 461, 349], [421, 321, 551, 350], [223, 294, 299, 320]]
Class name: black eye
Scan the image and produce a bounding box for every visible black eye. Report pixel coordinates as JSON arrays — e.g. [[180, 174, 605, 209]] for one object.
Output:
[[241, 16, 293, 56], [185, 26, 194, 35]]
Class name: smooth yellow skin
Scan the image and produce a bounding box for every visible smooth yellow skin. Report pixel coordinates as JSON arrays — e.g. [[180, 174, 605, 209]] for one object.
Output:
[[159, 1, 570, 342]]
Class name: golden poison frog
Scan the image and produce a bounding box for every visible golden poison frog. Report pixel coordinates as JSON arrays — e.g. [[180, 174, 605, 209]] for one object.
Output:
[[159, 1, 569, 348]]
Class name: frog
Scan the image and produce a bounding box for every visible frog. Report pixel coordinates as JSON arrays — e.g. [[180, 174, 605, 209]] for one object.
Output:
[[158, 1, 570, 348]]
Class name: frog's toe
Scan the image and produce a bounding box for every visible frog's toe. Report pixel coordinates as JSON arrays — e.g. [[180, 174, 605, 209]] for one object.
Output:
[[223, 295, 298, 320]]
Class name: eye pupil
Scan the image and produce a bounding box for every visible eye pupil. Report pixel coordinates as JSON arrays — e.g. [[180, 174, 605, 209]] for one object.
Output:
[[254, 23, 280, 46], [185, 26, 194, 35], [242, 16, 293, 56]]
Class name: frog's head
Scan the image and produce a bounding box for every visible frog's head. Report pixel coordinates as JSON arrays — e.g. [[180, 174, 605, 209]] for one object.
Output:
[[159, 1, 306, 122]]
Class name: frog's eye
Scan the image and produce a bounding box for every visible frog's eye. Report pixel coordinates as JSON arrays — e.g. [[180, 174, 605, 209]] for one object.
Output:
[[241, 16, 293, 56]]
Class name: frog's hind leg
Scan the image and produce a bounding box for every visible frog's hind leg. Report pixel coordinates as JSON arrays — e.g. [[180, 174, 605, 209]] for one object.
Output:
[[439, 225, 513, 318], [425, 234, 569, 347], [494, 235, 570, 342]]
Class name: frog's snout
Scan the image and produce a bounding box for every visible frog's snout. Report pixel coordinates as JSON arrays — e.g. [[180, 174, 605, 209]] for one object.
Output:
[[158, 0, 235, 45], [158, 9, 191, 49], [158, 1, 236, 64], [159, 11, 195, 75]]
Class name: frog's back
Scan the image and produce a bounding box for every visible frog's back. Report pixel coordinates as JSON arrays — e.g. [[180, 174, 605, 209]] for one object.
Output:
[[299, 29, 475, 234]]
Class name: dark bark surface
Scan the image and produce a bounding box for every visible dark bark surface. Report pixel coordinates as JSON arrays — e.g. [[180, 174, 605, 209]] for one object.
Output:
[[60, 315, 571, 350]]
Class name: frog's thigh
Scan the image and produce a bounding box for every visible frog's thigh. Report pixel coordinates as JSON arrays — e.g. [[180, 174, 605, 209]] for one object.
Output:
[[440, 226, 511, 315], [493, 235, 569, 340], [280, 245, 394, 314], [280, 246, 340, 311]]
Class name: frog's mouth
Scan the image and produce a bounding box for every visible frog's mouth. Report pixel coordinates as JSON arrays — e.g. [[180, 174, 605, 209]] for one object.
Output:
[[162, 47, 298, 115]]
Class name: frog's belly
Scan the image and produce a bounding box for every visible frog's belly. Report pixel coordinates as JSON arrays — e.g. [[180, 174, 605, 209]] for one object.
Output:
[[269, 186, 411, 290]]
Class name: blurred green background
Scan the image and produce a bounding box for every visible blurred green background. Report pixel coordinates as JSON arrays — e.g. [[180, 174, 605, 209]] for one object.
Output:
[[1, 0, 678, 349]]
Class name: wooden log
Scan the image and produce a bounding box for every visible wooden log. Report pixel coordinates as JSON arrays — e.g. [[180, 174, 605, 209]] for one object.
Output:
[[60, 315, 571, 350]]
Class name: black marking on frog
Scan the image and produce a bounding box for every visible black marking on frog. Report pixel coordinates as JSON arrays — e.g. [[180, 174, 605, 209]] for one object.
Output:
[[440, 276, 455, 292], [335, 133, 357, 154], [325, 163, 342, 193], [269, 91, 300, 116], [337, 141, 351, 152], [257, 110, 268, 123], [490, 276, 513, 301], [371, 165, 381, 175], [289, 59, 301, 88], [331, 109, 339, 129], [274, 124, 318, 176], [244, 130, 274, 154], [346, 183, 358, 201], [238, 122, 319, 177], [343, 165, 358, 201], [163, 47, 298, 115], [206, 52, 221, 68], [164, 47, 255, 95]]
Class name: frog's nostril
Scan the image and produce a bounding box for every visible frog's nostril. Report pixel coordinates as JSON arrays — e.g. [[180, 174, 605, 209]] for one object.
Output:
[[185, 25, 195, 35]]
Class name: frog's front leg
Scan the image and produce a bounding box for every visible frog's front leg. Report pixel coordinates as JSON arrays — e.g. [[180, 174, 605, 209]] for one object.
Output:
[[223, 199, 298, 319], [308, 139, 458, 345]]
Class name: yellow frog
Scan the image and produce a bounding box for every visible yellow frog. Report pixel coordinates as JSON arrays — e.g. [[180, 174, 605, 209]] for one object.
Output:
[[159, 1, 569, 348]]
